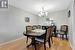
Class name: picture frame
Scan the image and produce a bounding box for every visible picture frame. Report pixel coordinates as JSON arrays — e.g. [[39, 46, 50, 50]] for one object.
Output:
[[25, 17, 30, 22], [68, 10, 71, 18]]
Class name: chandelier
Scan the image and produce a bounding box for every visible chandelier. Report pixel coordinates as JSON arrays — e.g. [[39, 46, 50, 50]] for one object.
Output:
[[38, 7, 48, 17]]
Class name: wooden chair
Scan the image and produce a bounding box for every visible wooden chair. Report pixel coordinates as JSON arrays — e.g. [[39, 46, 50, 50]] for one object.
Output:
[[35, 26, 53, 50], [37, 25, 42, 29], [32, 25, 37, 30], [42, 26, 49, 30], [52, 25, 57, 37], [50, 27, 53, 43], [26, 26, 33, 43], [42, 26, 53, 43], [60, 25, 68, 40]]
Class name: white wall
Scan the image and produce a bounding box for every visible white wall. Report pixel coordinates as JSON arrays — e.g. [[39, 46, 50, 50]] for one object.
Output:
[[0, 10, 9, 43], [8, 5, 38, 33], [0, 5, 38, 43], [38, 10, 68, 30], [68, 0, 75, 50], [72, 0, 75, 50], [67, 1, 73, 48]]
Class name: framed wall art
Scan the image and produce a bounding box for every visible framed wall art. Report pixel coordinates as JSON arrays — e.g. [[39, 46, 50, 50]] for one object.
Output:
[[68, 10, 71, 18], [25, 17, 30, 22]]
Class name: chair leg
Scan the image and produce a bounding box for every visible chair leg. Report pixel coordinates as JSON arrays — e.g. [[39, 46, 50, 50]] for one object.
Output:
[[34, 38, 37, 50], [44, 42, 46, 50], [62, 34, 64, 40], [26, 36, 28, 43], [65, 34, 68, 40], [51, 36, 53, 43], [34, 42, 37, 50], [48, 38, 51, 48]]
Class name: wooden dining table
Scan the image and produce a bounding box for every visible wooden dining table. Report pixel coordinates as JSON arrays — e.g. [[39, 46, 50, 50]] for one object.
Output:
[[23, 29, 46, 50]]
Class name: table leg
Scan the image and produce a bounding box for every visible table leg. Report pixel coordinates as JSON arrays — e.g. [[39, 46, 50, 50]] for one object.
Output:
[[33, 38, 37, 50], [27, 38, 34, 47], [27, 37, 37, 50], [27, 43, 32, 47]]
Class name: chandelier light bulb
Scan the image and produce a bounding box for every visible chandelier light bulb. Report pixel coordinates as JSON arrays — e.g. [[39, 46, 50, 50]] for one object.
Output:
[[38, 7, 48, 17]]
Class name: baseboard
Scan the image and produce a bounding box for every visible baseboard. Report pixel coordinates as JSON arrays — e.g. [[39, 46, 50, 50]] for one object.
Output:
[[0, 36, 25, 46], [69, 41, 73, 50]]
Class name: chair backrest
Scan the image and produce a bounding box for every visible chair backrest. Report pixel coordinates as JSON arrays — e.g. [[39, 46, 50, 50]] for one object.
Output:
[[26, 26, 32, 33], [42, 26, 50, 30], [52, 25, 57, 33], [37, 25, 42, 29], [42, 26, 46, 30], [45, 26, 53, 41], [32, 25, 37, 30], [60, 25, 68, 34]]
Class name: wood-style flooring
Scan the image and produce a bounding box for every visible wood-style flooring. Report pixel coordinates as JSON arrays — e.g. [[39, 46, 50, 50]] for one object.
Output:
[[0, 37, 72, 50]]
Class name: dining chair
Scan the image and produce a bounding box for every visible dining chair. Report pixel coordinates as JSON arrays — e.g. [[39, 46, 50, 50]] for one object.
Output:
[[42, 26, 46, 30], [26, 26, 33, 43], [52, 25, 57, 37], [37, 25, 42, 29], [60, 25, 68, 40], [35, 26, 53, 50], [42, 26, 49, 30], [42, 26, 53, 43], [32, 25, 38, 30]]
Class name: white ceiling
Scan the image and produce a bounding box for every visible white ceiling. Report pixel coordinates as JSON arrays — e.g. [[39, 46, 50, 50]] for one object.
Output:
[[9, 0, 72, 15]]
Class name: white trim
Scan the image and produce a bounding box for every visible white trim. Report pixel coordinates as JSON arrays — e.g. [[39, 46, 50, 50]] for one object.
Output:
[[0, 36, 25, 46], [69, 41, 73, 50]]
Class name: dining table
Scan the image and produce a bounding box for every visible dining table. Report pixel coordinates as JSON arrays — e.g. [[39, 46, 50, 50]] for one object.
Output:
[[23, 29, 46, 50]]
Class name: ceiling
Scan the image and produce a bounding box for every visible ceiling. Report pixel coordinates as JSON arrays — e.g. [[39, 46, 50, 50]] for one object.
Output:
[[9, 0, 72, 15]]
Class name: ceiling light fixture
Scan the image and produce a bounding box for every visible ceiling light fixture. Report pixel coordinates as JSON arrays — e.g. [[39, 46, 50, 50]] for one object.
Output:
[[38, 7, 48, 17]]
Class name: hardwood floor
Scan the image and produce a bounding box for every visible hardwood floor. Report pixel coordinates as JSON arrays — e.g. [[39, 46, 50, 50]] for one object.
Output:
[[0, 37, 72, 50]]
